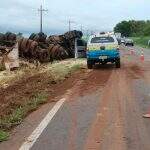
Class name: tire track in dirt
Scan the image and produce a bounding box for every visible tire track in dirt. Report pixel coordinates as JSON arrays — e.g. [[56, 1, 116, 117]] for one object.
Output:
[[118, 66, 150, 150], [83, 69, 126, 150], [67, 68, 113, 150]]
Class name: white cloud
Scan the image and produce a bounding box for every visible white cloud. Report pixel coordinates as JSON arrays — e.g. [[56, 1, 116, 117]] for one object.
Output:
[[0, 0, 150, 35]]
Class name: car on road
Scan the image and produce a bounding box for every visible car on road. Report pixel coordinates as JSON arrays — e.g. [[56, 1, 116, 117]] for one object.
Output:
[[148, 40, 150, 46], [86, 33, 120, 69], [121, 38, 126, 45], [116, 38, 121, 45], [125, 38, 134, 46]]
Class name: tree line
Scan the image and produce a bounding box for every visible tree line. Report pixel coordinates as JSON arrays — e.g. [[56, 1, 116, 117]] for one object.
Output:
[[114, 20, 150, 37]]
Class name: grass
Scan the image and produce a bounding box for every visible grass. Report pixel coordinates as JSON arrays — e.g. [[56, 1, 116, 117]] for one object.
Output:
[[0, 63, 5, 71], [49, 62, 83, 81], [0, 58, 86, 87], [0, 92, 48, 141], [0, 130, 9, 142], [131, 36, 150, 48], [0, 93, 48, 129]]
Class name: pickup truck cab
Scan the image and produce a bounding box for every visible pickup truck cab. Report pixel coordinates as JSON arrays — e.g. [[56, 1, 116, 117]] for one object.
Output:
[[86, 33, 120, 69]]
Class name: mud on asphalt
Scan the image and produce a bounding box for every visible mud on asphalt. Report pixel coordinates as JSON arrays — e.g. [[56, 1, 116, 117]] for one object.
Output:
[[79, 49, 150, 150]]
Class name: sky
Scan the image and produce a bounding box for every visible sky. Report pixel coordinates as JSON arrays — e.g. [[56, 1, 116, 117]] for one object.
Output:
[[0, 0, 150, 35]]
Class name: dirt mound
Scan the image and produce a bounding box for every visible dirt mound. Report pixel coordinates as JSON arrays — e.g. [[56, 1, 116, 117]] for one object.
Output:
[[0, 69, 85, 118]]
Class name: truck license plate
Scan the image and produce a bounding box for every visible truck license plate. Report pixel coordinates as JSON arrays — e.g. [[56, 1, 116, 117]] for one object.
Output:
[[99, 56, 107, 59]]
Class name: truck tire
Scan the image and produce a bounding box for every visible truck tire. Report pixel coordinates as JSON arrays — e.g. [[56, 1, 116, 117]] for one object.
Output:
[[115, 58, 121, 68], [87, 60, 93, 69], [101, 61, 107, 65]]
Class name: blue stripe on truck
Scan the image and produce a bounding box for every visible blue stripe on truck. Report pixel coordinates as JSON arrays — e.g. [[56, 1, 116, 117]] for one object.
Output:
[[87, 49, 120, 59]]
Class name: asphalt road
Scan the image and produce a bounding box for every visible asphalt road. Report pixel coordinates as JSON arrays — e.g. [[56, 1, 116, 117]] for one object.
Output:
[[1, 46, 150, 150]]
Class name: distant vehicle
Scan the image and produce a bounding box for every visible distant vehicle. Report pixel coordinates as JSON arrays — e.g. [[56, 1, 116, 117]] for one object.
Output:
[[115, 33, 121, 39], [115, 33, 122, 45], [75, 39, 87, 58], [121, 38, 126, 45], [86, 32, 120, 69], [125, 39, 134, 46], [117, 38, 121, 45], [148, 40, 150, 46]]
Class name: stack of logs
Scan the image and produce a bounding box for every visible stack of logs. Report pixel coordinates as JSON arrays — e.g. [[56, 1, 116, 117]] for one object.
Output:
[[0, 30, 83, 63], [0, 32, 16, 47]]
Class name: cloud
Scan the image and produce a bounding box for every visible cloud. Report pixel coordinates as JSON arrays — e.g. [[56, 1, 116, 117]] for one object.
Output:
[[0, 0, 150, 35]]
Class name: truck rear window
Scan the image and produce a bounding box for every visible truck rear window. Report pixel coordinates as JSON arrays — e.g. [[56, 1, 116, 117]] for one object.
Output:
[[91, 37, 115, 43]]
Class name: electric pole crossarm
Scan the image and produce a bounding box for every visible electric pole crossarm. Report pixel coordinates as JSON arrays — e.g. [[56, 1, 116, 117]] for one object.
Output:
[[38, 5, 48, 33]]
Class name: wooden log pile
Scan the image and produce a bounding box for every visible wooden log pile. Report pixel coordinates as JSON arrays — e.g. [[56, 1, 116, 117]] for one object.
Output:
[[0, 30, 83, 64], [0, 32, 16, 47], [19, 30, 83, 63], [47, 30, 83, 58]]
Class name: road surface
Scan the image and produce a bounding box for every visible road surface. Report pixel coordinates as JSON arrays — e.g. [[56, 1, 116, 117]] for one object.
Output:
[[1, 45, 150, 150]]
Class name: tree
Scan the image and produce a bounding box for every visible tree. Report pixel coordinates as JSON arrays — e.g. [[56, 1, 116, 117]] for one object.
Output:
[[114, 21, 132, 37], [114, 20, 150, 37], [143, 25, 150, 36]]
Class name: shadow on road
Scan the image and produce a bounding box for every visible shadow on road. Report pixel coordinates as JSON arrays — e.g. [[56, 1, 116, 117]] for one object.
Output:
[[93, 63, 115, 70]]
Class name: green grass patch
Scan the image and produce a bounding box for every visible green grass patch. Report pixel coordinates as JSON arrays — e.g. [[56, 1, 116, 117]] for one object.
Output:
[[131, 36, 150, 48], [0, 130, 9, 142], [70, 64, 81, 71], [49, 60, 84, 81], [0, 93, 48, 133], [0, 63, 5, 71]]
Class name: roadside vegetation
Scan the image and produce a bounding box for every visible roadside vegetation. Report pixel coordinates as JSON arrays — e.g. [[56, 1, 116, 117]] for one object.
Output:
[[130, 36, 150, 48], [114, 20, 150, 37], [114, 20, 150, 48], [0, 58, 86, 141]]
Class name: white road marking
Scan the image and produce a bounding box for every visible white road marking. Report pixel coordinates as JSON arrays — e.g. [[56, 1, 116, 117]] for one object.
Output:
[[19, 98, 66, 150]]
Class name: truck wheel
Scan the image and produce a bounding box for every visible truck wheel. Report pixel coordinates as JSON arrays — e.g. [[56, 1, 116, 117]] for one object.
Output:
[[87, 60, 93, 69], [101, 61, 107, 65], [115, 58, 121, 68]]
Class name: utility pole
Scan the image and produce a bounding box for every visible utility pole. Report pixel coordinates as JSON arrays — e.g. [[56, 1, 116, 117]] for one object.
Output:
[[38, 5, 48, 33], [86, 30, 89, 36], [80, 25, 83, 32], [69, 20, 71, 32], [68, 20, 75, 31], [75, 38, 78, 59]]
